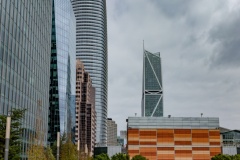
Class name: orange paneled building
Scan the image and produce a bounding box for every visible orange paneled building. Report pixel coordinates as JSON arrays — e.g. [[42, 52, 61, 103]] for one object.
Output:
[[127, 117, 221, 160]]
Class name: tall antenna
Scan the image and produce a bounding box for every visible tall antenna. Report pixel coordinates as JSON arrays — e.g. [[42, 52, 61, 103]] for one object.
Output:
[[143, 40, 145, 50]]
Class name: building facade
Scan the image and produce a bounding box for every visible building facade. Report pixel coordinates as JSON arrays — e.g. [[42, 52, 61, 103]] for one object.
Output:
[[48, 0, 76, 144], [76, 59, 96, 154], [0, 0, 52, 157], [127, 117, 221, 160], [107, 118, 118, 146], [142, 49, 163, 117], [117, 137, 124, 147], [221, 130, 240, 155], [71, 0, 108, 145]]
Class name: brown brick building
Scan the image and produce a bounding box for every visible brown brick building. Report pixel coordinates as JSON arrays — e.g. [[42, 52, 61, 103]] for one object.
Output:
[[75, 59, 96, 155]]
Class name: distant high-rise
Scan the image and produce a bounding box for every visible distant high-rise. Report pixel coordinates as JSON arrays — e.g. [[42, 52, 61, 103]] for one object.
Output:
[[0, 0, 52, 157], [71, 0, 108, 145], [48, 0, 76, 144], [142, 49, 163, 117], [75, 59, 96, 154], [107, 118, 117, 146]]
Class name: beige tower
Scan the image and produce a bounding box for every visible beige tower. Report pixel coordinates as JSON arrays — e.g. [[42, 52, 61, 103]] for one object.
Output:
[[107, 118, 118, 146]]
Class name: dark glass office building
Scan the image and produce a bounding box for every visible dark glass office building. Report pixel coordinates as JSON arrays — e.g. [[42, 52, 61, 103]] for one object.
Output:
[[48, 0, 76, 144], [142, 49, 163, 117], [0, 0, 52, 157], [71, 0, 108, 145]]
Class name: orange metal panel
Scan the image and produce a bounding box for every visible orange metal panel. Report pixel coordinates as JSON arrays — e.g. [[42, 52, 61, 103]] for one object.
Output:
[[175, 147, 192, 150], [210, 142, 220, 145], [192, 147, 209, 151], [175, 141, 192, 145], [140, 152, 156, 156], [128, 141, 139, 145], [140, 147, 156, 151], [140, 141, 157, 145], [140, 136, 157, 139], [174, 129, 191, 134], [128, 150, 139, 154], [192, 133, 209, 138], [210, 147, 221, 156], [192, 129, 209, 133], [157, 147, 174, 151], [175, 150, 192, 154], [192, 154, 210, 159], [209, 130, 220, 136], [128, 129, 139, 134], [157, 138, 174, 143], [192, 138, 209, 142], [175, 154, 192, 158], [140, 130, 156, 136], [158, 134, 174, 138], [210, 147, 221, 152], [209, 136, 220, 140], [174, 134, 192, 138], [157, 154, 175, 160], [157, 129, 174, 133]]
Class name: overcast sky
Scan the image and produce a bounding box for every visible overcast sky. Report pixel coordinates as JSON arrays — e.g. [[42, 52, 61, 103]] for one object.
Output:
[[106, 0, 240, 134]]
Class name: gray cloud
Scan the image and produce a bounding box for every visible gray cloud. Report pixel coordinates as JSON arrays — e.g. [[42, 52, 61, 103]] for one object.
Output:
[[107, 0, 240, 133], [209, 9, 240, 68], [150, 0, 193, 18]]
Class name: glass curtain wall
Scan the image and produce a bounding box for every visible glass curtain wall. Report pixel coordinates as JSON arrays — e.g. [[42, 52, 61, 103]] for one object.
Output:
[[48, 0, 76, 144], [0, 0, 52, 158], [142, 50, 163, 117]]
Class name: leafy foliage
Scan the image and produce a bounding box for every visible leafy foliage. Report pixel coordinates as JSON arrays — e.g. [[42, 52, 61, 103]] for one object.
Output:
[[211, 154, 240, 160], [0, 109, 26, 160], [111, 153, 130, 160], [50, 141, 57, 158], [27, 144, 55, 160], [94, 153, 147, 160], [60, 138, 78, 160], [94, 153, 110, 160], [45, 146, 55, 160], [131, 155, 148, 160]]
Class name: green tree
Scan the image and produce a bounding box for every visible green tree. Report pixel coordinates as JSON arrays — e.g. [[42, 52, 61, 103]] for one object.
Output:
[[60, 138, 78, 160], [50, 141, 57, 158], [211, 154, 233, 160], [131, 155, 148, 160], [232, 154, 240, 160], [111, 153, 130, 160], [94, 153, 110, 160], [27, 144, 55, 160], [45, 146, 55, 160], [0, 109, 26, 160], [27, 144, 46, 160]]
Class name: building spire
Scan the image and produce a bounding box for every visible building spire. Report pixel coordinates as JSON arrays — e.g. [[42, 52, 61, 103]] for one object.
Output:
[[143, 40, 145, 50]]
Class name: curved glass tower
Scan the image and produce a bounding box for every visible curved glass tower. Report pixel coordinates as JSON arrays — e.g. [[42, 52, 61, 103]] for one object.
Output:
[[71, 0, 108, 145], [48, 0, 76, 144]]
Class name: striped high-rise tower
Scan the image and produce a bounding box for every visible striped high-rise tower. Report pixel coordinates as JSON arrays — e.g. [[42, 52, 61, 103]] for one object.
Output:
[[71, 0, 108, 145]]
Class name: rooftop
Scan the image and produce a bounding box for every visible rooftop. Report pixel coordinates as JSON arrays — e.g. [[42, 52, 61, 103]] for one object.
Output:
[[128, 117, 219, 129]]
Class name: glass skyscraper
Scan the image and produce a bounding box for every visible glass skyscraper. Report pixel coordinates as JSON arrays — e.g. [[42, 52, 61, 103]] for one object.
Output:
[[0, 0, 52, 157], [48, 0, 76, 144], [71, 0, 108, 145], [142, 49, 163, 117]]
